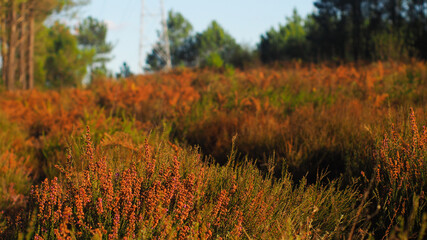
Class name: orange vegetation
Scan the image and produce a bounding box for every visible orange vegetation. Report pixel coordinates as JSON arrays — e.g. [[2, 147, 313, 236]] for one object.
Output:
[[0, 61, 425, 239]]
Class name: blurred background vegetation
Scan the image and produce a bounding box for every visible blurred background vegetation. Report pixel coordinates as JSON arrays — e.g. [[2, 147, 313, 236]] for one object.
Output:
[[1, 0, 427, 89]]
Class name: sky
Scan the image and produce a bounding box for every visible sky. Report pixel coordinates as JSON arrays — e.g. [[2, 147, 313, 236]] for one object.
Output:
[[77, 0, 316, 74]]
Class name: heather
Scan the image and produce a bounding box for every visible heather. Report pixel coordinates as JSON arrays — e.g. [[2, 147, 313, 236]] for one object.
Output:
[[0, 62, 426, 239]]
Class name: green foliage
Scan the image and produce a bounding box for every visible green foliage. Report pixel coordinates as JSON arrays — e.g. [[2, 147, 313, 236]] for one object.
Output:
[[195, 20, 239, 66], [33, 21, 94, 88], [309, 0, 427, 61], [203, 52, 224, 69], [44, 22, 94, 88], [34, 24, 50, 87], [77, 16, 112, 54], [228, 44, 258, 69], [18, 0, 94, 88], [146, 14, 254, 71], [259, 9, 309, 62], [116, 62, 132, 78], [167, 10, 194, 66], [146, 10, 194, 71], [77, 16, 113, 78], [371, 29, 412, 61]]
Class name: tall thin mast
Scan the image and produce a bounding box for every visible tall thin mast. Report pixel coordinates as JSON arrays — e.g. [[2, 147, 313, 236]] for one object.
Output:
[[160, 0, 171, 70], [138, 0, 145, 73]]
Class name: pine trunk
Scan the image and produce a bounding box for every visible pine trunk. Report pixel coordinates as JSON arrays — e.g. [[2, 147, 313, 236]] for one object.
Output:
[[1, 0, 8, 86], [19, 2, 27, 89], [7, 0, 17, 90], [27, 2, 34, 89]]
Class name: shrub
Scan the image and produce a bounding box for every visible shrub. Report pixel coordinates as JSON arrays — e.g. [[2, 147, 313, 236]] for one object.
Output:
[[23, 127, 366, 239], [371, 108, 427, 239]]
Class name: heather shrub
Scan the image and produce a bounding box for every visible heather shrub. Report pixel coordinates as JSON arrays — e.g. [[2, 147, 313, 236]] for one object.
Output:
[[22, 127, 366, 239], [0, 113, 34, 237], [370, 108, 427, 239], [0, 113, 33, 208], [0, 62, 425, 239], [171, 62, 426, 182]]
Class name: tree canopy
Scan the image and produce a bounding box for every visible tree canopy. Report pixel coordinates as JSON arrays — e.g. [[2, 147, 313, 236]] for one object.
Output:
[[44, 22, 94, 88], [259, 9, 308, 62], [258, 0, 427, 63], [2, 0, 427, 81], [146, 14, 248, 71], [77, 16, 113, 78], [0, 0, 95, 90], [146, 10, 194, 71]]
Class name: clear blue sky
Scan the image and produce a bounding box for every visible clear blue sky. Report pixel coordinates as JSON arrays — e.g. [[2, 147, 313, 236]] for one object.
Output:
[[78, 0, 315, 73]]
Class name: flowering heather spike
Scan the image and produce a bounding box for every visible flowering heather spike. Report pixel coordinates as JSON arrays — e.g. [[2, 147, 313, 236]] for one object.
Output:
[[85, 125, 94, 162], [423, 126, 427, 143], [109, 211, 120, 240], [144, 138, 156, 178], [75, 192, 85, 226], [97, 197, 104, 214], [213, 190, 230, 226], [373, 108, 427, 239], [168, 141, 181, 154], [54, 206, 72, 239], [231, 210, 244, 237], [34, 234, 44, 240], [409, 108, 419, 147]]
